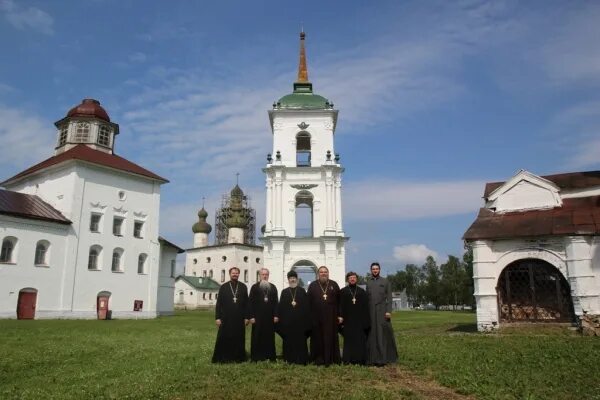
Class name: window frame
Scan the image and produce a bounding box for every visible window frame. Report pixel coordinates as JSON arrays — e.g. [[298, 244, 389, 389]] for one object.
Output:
[[97, 125, 111, 147], [74, 122, 90, 142], [34, 240, 49, 266], [88, 246, 101, 270], [113, 216, 124, 236], [0, 237, 17, 263], [90, 213, 102, 233], [111, 248, 124, 272], [137, 253, 147, 274], [133, 220, 144, 239]]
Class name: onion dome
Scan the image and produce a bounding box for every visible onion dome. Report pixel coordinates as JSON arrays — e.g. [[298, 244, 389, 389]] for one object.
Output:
[[275, 31, 333, 110], [192, 207, 212, 234], [231, 184, 244, 198], [66, 99, 111, 122]]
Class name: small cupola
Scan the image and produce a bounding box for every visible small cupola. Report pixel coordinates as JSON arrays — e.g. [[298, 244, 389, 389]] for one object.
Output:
[[54, 98, 120, 155], [192, 207, 212, 248]]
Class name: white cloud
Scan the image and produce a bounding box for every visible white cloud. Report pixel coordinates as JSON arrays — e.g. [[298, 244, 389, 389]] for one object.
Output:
[[0, 105, 54, 175], [393, 244, 438, 265], [343, 179, 485, 221], [0, 0, 54, 35]]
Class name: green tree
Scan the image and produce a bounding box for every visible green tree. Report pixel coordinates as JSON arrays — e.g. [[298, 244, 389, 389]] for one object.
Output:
[[462, 247, 475, 308], [422, 255, 442, 308], [440, 255, 466, 310]]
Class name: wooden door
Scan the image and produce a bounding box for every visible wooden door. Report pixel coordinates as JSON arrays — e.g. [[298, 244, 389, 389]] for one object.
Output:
[[97, 296, 109, 320], [17, 291, 37, 319]]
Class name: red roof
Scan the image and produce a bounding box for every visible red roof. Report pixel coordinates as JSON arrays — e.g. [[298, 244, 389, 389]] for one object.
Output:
[[1, 145, 168, 185], [0, 189, 71, 225], [66, 99, 110, 122], [484, 170, 600, 198], [463, 196, 600, 240]]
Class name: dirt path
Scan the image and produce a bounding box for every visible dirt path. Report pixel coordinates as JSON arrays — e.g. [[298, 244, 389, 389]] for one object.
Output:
[[377, 365, 477, 400]]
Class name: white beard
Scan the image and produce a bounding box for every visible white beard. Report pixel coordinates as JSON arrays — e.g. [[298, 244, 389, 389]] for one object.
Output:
[[259, 280, 270, 291]]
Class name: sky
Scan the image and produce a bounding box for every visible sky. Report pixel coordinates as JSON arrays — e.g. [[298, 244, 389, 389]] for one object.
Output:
[[1, 0, 599, 276]]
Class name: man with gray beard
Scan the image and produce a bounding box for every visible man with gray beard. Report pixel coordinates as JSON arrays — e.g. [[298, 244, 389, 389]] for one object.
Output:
[[306, 266, 342, 365], [247, 268, 279, 361]]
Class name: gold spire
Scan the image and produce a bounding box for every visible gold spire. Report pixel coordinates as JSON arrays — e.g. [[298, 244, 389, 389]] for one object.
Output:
[[297, 30, 308, 83]]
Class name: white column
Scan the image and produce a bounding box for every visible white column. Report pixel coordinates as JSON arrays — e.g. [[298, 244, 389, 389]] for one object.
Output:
[[565, 236, 600, 315], [324, 172, 335, 234], [265, 175, 272, 234], [471, 240, 500, 331], [334, 173, 343, 234]]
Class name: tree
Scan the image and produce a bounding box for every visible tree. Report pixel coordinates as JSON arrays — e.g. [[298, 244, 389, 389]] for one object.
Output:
[[440, 255, 465, 310], [462, 247, 475, 308], [422, 256, 442, 309]]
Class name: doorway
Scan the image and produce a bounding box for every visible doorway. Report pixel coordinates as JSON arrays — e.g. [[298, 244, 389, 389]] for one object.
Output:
[[17, 288, 37, 319]]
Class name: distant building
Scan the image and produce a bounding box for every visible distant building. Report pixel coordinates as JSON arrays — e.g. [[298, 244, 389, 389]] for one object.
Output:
[[174, 275, 220, 309], [0, 98, 182, 319], [392, 290, 410, 311], [464, 169, 600, 331], [183, 184, 263, 306]]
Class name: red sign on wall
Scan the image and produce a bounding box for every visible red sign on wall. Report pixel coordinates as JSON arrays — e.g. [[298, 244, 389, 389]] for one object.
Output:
[[133, 300, 143, 311]]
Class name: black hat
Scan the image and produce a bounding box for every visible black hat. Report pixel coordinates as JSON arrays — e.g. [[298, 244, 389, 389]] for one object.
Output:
[[287, 270, 298, 279]]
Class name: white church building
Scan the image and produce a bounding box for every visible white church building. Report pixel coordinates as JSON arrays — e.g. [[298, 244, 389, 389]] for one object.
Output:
[[464, 169, 600, 331], [261, 32, 348, 290], [0, 98, 183, 319]]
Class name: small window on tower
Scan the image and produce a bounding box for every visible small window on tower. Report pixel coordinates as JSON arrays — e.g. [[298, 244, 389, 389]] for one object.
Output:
[[74, 122, 90, 142], [133, 221, 144, 238], [97, 125, 111, 147], [58, 125, 69, 146]]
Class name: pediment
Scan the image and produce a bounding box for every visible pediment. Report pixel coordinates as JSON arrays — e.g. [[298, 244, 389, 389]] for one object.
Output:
[[486, 170, 562, 212]]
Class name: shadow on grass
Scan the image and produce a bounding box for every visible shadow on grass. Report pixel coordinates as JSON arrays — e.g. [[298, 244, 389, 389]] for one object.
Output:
[[446, 324, 478, 333]]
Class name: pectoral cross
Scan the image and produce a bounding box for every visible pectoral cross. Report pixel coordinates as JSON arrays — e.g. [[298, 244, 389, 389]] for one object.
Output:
[[352, 298, 356, 305], [291, 301, 297, 307], [323, 294, 327, 301], [233, 296, 237, 303]]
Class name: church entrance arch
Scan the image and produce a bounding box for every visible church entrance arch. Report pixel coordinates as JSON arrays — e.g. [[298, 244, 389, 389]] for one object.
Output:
[[291, 260, 317, 289], [497, 259, 574, 323], [17, 288, 37, 319], [97, 291, 111, 320]]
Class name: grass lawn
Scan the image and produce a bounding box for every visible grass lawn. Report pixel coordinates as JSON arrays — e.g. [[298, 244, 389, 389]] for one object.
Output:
[[0, 310, 598, 400]]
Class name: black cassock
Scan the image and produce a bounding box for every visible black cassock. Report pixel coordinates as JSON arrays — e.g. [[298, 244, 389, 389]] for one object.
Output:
[[247, 282, 278, 361], [212, 280, 248, 363], [276, 286, 311, 364], [307, 279, 341, 366], [339, 285, 370, 364]]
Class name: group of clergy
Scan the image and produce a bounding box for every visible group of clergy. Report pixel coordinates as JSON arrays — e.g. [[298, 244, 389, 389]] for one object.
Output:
[[212, 263, 398, 366]]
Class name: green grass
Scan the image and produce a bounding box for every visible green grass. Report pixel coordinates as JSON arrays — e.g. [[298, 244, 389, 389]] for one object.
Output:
[[0, 311, 598, 400]]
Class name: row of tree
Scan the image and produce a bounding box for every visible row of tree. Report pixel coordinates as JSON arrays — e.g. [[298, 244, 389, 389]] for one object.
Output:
[[386, 250, 474, 309]]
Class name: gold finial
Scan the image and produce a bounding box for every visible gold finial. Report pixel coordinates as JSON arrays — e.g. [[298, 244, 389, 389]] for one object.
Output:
[[297, 30, 308, 83]]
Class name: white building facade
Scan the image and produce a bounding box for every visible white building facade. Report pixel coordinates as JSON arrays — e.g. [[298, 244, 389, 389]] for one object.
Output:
[[464, 169, 600, 331], [261, 32, 348, 290], [0, 98, 180, 319]]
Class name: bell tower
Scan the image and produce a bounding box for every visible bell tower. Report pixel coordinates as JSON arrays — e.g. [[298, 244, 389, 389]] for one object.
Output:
[[261, 31, 347, 290]]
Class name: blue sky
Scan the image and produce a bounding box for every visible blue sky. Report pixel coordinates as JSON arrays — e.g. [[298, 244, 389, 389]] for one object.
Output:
[[1, 0, 599, 276]]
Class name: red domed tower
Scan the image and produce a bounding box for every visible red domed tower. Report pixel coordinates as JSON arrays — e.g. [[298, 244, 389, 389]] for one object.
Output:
[[54, 98, 120, 155]]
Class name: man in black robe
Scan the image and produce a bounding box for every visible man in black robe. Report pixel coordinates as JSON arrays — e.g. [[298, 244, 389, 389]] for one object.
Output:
[[366, 262, 398, 365], [247, 268, 278, 362], [339, 271, 370, 364], [307, 266, 342, 366], [276, 270, 310, 364], [212, 267, 248, 363]]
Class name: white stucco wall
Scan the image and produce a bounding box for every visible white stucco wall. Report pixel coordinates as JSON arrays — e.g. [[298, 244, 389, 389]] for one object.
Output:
[[0, 215, 70, 318], [1, 160, 164, 319], [157, 243, 178, 315], [174, 279, 219, 308], [185, 244, 263, 286]]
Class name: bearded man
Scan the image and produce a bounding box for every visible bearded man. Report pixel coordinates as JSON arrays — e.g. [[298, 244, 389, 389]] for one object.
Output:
[[276, 270, 310, 364], [247, 268, 278, 362], [339, 271, 370, 364], [306, 266, 342, 365], [212, 267, 248, 363], [366, 262, 398, 365]]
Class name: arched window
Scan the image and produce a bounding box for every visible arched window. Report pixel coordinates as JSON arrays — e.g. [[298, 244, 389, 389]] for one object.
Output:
[[244, 256, 248, 262], [295, 191, 313, 237], [34, 240, 49, 265], [203, 270, 207, 277], [137, 253, 147, 274], [209, 270, 213, 278], [0, 237, 17, 263], [221, 269, 225, 282], [74, 122, 90, 142], [207, 257, 211, 263], [88, 246, 102, 270], [296, 131, 311, 166], [244, 269, 248, 282], [222, 256, 227, 262], [256, 270, 260, 282], [209, 293, 212, 300], [112, 248, 124, 272], [203, 293, 206, 300]]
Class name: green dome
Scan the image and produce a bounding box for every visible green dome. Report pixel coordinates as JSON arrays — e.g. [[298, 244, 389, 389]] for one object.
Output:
[[275, 82, 333, 110], [192, 207, 212, 234], [230, 184, 244, 198]]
